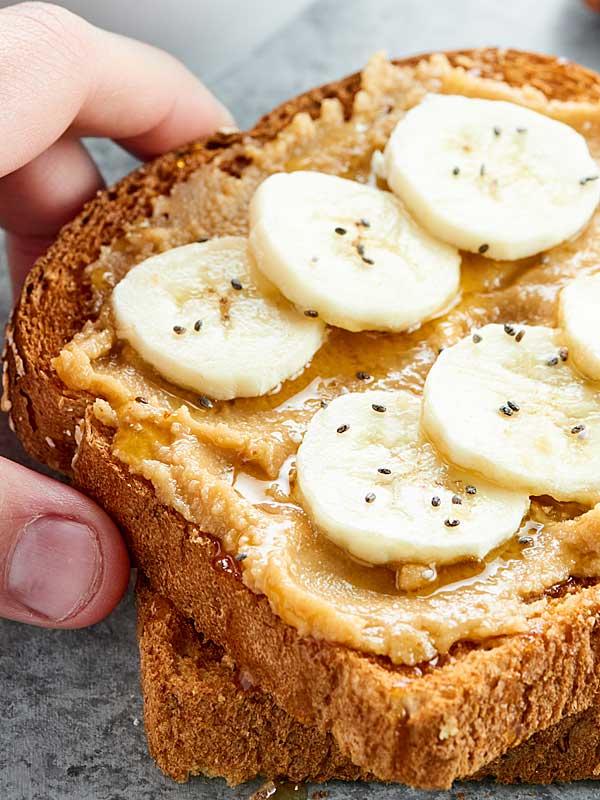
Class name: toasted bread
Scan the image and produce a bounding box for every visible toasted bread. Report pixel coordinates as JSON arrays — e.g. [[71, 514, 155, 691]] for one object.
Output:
[[6, 49, 600, 789], [137, 578, 600, 786]]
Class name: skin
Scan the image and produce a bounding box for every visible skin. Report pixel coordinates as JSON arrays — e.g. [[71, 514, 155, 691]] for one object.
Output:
[[0, 2, 232, 627]]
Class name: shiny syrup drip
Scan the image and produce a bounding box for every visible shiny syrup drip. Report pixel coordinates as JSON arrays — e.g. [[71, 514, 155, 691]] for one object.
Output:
[[210, 539, 242, 579], [250, 780, 308, 800]]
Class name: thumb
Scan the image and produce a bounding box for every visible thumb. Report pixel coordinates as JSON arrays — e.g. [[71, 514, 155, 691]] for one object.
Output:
[[0, 457, 129, 628]]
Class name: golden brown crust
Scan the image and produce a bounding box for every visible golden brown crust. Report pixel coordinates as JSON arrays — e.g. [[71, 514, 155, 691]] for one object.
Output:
[[136, 578, 363, 785], [6, 49, 600, 789], [137, 578, 600, 786]]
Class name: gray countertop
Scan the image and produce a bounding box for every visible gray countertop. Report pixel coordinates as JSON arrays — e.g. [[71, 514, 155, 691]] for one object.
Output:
[[2, 1, 600, 798]]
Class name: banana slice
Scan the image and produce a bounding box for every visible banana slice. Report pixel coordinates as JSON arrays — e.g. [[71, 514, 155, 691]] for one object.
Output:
[[112, 237, 326, 400], [384, 94, 600, 260], [248, 171, 460, 332], [559, 273, 600, 381], [422, 323, 600, 504], [295, 390, 529, 565]]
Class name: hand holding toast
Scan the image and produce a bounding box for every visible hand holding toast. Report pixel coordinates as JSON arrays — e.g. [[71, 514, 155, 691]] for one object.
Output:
[[0, 1, 231, 627]]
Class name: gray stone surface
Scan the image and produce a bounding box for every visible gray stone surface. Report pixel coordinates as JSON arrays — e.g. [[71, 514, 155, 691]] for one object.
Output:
[[2, 1, 600, 798]]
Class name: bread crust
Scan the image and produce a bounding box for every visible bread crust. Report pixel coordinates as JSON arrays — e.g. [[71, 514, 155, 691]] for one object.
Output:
[[136, 578, 363, 785], [137, 578, 600, 785], [6, 49, 600, 789]]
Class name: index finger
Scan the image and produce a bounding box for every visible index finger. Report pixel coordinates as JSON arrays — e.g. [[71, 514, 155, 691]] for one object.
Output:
[[0, 2, 234, 175]]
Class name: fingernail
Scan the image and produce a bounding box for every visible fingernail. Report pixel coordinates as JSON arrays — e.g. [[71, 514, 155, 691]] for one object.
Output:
[[6, 516, 102, 622]]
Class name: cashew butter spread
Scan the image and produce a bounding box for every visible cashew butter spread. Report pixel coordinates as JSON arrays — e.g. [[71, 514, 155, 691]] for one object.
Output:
[[54, 53, 600, 665]]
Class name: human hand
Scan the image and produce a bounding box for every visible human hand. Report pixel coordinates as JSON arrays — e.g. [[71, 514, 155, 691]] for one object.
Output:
[[0, 2, 232, 627]]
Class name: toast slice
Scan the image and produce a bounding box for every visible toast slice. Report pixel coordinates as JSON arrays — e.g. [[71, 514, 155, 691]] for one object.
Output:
[[6, 49, 600, 789], [136, 578, 600, 786]]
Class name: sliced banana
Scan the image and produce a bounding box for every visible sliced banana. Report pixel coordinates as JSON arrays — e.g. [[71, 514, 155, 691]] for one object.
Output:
[[559, 273, 600, 381], [295, 390, 529, 566], [385, 94, 600, 260], [248, 171, 460, 332], [422, 323, 600, 504], [112, 237, 326, 401]]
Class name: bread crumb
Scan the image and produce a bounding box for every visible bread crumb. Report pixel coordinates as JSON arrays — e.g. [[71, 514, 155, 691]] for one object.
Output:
[[132, 717, 140, 727], [250, 780, 277, 800], [439, 716, 459, 740], [1, 359, 11, 412]]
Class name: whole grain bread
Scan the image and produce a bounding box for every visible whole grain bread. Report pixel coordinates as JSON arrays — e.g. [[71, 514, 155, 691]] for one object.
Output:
[[5, 49, 600, 789], [137, 578, 600, 786], [137, 577, 363, 785]]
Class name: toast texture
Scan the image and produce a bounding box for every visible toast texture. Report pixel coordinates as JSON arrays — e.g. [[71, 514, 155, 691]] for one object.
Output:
[[137, 578, 363, 785], [137, 579, 600, 786], [6, 49, 600, 789]]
